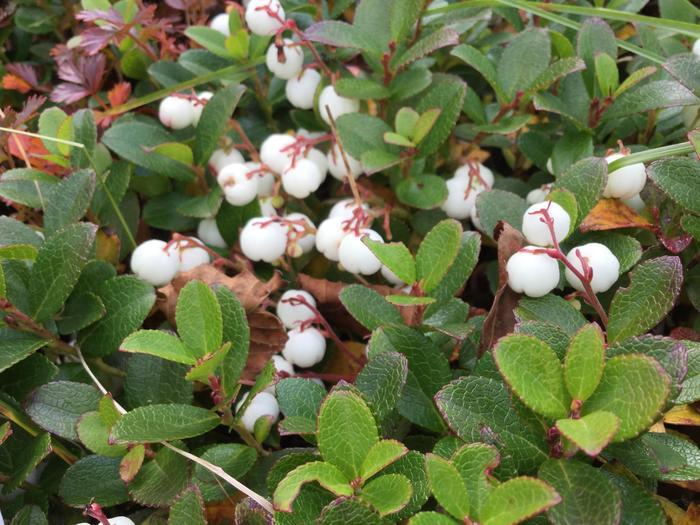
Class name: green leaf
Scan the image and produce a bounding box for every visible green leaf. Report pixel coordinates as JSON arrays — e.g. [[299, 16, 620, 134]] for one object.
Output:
[[120, 330, 197, 365], [360, 474, 413, 516], [393, 26, 459, 71], [9, 505, 47, 525], [524, 57, 586, 97], [395, 108, 420, 138], [317, 497, 391, 525], [102, 120, 195, 181], [614, 66, 658, 97], [193, 84, 245, 165], [383, 131, 414, 148], [335, 78, 390, 100], [273, 461, 353, 512], [381, 451, 431, 520], [396, 175, 448, 210], [364, 239, 416, 284], [601, 470, 666, 525], [28, 222, 96, 321], [435, 376, 549, 474], [0, 216, 43, 248], [474, 190, 528, 238], [386, 295, 435, 306], [77, 410, 128, 457], [451, 44, 506, 102], [416, 74, 466, 155], [124, 354, 192, 409], [426, 453, 470, 520], [184, 26, 230, 57], [452, 443, 500, 519], [0, 244, 37, 261], [515, 295, 587, 336], [79, 275, 156, 357], [58, 455, 129, 507], [0, 329, 46, 373], [564, 323, 605, 402], [111, 404, 220, 443], [277, 378, 327, 420], [216, 286, 250, 397], [556, 411, 619, 457], [607, 256, 683, 344], [595, 53, 619, 97], [432, 231, 481, 302], [169, 487, 207, 525], [481, 477, 561, 525], [412, 108, 442, 144], [25, 381, 101, 440], [185, 341, 230, 382], [339, 284, 404, 331], [582, 355, 670, 442], [664, 53, 700, 97], [226, 30, 249, 61], [494, 334, 570, 419], [359, 439, 408, 482], [415, 219, 462, 293], [71, 108, 97, 168], [408, 512, 460, 525], [176, 280, 223, 357], [43, 170, 96, 234], [130, 443, 190, 506], [603, 80, 699, 120], [337, 113, 393, 159], [216, 199, 260, 246], [577, 18, 616, 94], [647, 156, 700, 214], [360, 149, 401, 174], [0, 429, 51, 494], [355, 351, 408, 423], [317, 390, 379, 479], [497, 28, 551, 101], [390, 67, 432, 101], [194, 443, 257, 500], [0, 169, 59, 209], [56, 291, 106, 334], [538, 459, 620, 525]]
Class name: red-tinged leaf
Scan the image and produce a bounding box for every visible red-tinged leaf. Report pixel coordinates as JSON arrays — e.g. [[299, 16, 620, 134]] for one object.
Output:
[[107, 82, 131, 107], [580, 198, 654, 232], [119, 444, 145, 483], [50, 52, 106, 104], [2, 74, 32, 93], [5, 63, 49, 92], [7, 134, 66, 175]]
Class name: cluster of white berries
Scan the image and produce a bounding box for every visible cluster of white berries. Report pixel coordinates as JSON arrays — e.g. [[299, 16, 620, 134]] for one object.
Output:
[[506, 201, 620, 297], [158, 92, 212, 130], [441, 162, 494, 229], [277, 290, 327, 367], [76, 517, 134, 525], [130, 238, 211, 287]]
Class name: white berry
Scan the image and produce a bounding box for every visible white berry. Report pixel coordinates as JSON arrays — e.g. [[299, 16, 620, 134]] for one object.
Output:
[[277, 289, 316, 329], [521, 201, 571, 247], [564, 243, 620, 293], [304, 148, 328, 183], [297, 128, 326, 141], [257, 168, 276, 197], [108, 518, 136, 525], [329, 199, 368, 220], [315, 217, 349, 261], [693, 39, 700, 57], [130, 240, 180, 287], [622, 193, 645, 212], [240, 218, 288, 262], [282, 158, 322, 199], [209, 13, 230, 35], [236, 391, 280, 432], [286, 212, 316, 256], [260, 133, 295, 174], [271, 354, 295, 376], [318, 85, 359, 125], [218, 163, 260, 206], [245, 0, 285, 36], [191, 91, 213, 127], [327, 143, 363, 180], [167, 237, 210, 273], [526, 184, 552, 205], [158, 96, 195, 130], [282, 327, 326, 368], [266, 39, 304, 80], [338, 229, 383, 275], [454, 163, 494, 188], [506, 247, 560, 298], [285, 69, 321, 109], [209, 148, 245, 174], [441, 176, 483, 219], [197, 219, 227, 248], [259, 197, 277, 216], [604, 152, 647, 199], [546, 158, 554, 174]]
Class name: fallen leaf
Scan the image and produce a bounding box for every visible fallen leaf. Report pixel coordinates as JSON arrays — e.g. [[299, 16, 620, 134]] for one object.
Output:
[[245, 310, 287, 381], [480, 222, 524, 355], [2, 74, 32, 94], [7, 134, 67, 175], [580, 198, 654, 232], [322, 340, 366, 378], [664, 405, 700, 426]]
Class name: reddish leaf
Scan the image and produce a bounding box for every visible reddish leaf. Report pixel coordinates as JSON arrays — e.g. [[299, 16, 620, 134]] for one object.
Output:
[[2, 74, 32, 94], [580, 198, 653, 232], [50, 51, 106, 104]]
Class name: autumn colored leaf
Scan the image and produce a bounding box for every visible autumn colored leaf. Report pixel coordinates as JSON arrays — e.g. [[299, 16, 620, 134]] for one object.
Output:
[[2, 74, 32, 94], [580, 198, 653, 232]]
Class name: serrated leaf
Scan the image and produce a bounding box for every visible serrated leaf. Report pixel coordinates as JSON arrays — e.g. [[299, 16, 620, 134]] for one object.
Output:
[[395, 108, 420, 138], [184, 26, 229, 57], [356, 351, 408, 423], [8, 505, 47, 525], [120, 329, 197, 365], [481, 477, 561, 525], [185, 341, 230, 382], [129, 443, 190, 506], [339, 284, 404, 331], [426, 453, 470, 520], [58, 455, 128, 507], [111, 404, 220, 443], [525, 57, 586, 97], [318, 390, 379, 479], [383, 131, 414, 148], [497, 29, 551, 101], [595, 53, 619, 97], [538, 459, 620, 525], [25, 381, 101, 440], [77, 411, 127, 457], [0, 329, 46, 373], [515, 295, 587, 336], [169, 486, 207, 525], [475, 190, 528, 238], [29, 222, 96, 321], [452, 443, 500, 519], [432, 231, 480, 301], [273, 461, 353, 512], [494, 334, 570, 419], [451, 44, 505, 102], [607, 256, 683, 344], [416, 219, 462, 293], [396, 174, 448, 209], [361, 149, 401, 174], [56, 291, 106, 334], [582, 355, 670, 442], [360, 474, 413, 516], [176, 280, 223, 357], [43, 170, 96, 234], [79, 275, 156, 357], [412, 108, 442, 144], [647, 156, 700, 215], [0, 429, 51, 494], [335, 77, 390, 100], [603, 80, 699, 120], [393, 26, 459, 71], [386, 295, 435, 306], [364, 239, 415, 284], [564, 323, 605, 402], [359, 439, 408, 482], [303, 20, 370, 49], [556, 411, 619, 457], [435, 376, 549, 474], [120, 444, 145, 483], [277, 378, 327, 422], [193, 443, 257, 498], [408, 512, 460, 525], [416, 74, 466, 155], [124, 354, 192, 409], [601, 470, 666, 525], [0, 169, 59, 209], [337, 113, 393, 159], [317, 496, 391, 525], [193, 84, 245, 165]]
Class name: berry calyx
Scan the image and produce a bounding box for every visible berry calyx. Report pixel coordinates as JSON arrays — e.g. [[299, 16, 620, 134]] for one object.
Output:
[[285, 212, 316, 257]]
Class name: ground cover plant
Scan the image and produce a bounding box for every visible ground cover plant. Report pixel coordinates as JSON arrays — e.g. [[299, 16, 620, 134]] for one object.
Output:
[[0, 0, 699, 523]]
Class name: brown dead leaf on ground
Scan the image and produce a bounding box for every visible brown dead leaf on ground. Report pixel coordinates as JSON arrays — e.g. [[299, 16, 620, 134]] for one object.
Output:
[[245, 310, 287, 381], [480, 222, 524, 356], [580, 198, 654, 232]]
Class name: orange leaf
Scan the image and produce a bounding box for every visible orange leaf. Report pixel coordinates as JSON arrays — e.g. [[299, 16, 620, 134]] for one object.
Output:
[[107, 81, 131, 107], [7, 134, 66, 175], [2, 74, 31, 94], [580, 198, 653, 232]]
